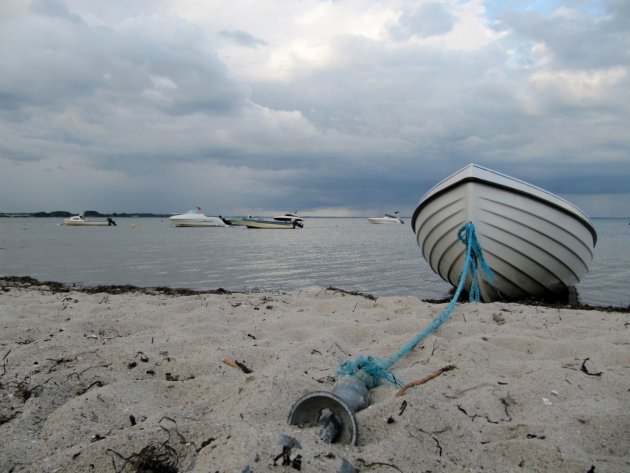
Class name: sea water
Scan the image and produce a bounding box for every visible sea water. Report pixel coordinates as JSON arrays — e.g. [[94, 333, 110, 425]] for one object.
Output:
[[0, 217, 627, 307]]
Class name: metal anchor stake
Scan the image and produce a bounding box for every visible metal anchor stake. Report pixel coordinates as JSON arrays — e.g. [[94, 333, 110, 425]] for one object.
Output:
[[287, 376, 369, 445]]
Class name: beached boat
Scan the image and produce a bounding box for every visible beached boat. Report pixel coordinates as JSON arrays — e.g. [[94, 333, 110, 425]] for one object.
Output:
[[243, 218, 303, 229], [368, 212, 404, 224], [63, 215, 116, 226], [169, 208, 225, 227], [411, 163, 597, 302]]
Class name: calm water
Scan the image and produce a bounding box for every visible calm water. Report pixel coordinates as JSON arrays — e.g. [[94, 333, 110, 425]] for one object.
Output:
[[0, 217, 628, 307]]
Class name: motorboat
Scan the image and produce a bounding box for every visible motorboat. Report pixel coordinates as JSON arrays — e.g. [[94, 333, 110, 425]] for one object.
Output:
[[411, 163, 597, 302], [243, 218, 303, 229], [169, 208, 226, 227], [63, 215, 116, 226], [273, 212, 304, 224], [218, 216, 251, 226], [368, 212, 404, 224]]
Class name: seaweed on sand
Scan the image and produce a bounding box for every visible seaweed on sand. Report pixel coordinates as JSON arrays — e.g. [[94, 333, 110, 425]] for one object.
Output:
[[109, 443, 179, 473], [107, 417, 195, 473], [0, 276, 231, 296]]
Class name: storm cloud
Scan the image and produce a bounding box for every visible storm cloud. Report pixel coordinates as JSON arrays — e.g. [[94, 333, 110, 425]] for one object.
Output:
[[0, 0, 628, 217]]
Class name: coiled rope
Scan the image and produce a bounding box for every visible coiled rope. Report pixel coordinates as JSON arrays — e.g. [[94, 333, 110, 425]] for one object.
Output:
[[336, 222, 494, 388]]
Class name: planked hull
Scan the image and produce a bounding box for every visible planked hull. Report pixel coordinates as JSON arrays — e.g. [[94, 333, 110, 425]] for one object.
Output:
[[411, 164, 597, 302]]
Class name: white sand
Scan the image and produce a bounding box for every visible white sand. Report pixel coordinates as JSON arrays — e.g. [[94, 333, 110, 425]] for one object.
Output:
[[1, 280, 629, 472]]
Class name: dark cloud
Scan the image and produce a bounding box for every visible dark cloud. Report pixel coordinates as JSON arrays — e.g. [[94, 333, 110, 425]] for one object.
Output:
[[219, 30, 267, 47], [389, 3, 454, 40], [492, 1, 630, 69], [0, 7, 244, 115], [29, 0, 81, 21]]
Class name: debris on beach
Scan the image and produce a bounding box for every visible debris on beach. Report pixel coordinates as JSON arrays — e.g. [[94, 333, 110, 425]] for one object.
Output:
[[222, 358, 253, 373], [580, 357, 603, 376]]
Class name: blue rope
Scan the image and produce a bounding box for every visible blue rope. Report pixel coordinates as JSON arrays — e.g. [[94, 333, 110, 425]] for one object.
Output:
[[336, 222, 494, 388]]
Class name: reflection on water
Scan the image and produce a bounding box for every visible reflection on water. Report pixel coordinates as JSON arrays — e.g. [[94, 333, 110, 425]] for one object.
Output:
[[0, 217, 627, 307]]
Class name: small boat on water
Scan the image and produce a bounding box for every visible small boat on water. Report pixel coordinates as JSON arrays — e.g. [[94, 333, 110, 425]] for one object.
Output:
[[243, 218, 303, 229], [219, 216, 251, 226], [273, 212, 304, 224], [169, 208, 225, 227], [411, 163, 597, 302], [368, 212, 404, 224], [64, 215, 116, 226]]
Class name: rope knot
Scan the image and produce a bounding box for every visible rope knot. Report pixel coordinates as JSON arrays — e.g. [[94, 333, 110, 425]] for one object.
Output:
[[456, 222, 495, 302], [337, 355, 400, 389]]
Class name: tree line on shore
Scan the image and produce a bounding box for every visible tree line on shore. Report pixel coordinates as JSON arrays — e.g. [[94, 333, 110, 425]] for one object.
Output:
[[0, 211, 172, 218]]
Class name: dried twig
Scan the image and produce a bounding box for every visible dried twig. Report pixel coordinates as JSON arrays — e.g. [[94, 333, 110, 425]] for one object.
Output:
[[222, 358, 253, 373], [326, 286, 377, 301], [443, 382, 494, 400], [1, 349, 10, 375], [395, 365, 455, 397], [235, 360, 253, 373], [356, 458, 403, 472]]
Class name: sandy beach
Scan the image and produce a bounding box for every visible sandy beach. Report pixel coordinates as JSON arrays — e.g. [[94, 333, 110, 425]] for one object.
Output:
[[1, 277, 628, 473]]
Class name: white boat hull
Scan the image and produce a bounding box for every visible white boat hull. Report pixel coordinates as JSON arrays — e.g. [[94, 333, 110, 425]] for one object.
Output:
[[243, 219, 302, 229], [411, 164, 597, 302], [64, 220, 109, 226], [368, 217, 403, 224], [169, 210, 225, 227], [170, 219, 225, 227], [63, 216, 111, 226]]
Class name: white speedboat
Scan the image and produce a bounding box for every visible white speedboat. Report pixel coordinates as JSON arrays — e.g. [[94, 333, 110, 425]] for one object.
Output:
[[368, 212, 404, 224], [243, 218, 303, 229], [63, 215, 116, 226], [273, 212, 304, 224], [411, 164, 597, 302], [169, 208, 226, 227]]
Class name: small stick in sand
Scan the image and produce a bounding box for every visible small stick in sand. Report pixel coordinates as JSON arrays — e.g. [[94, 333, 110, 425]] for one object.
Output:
[[235, 360, 253, 373], [395, 364, 456, 397], [222, 358, 253, 373]]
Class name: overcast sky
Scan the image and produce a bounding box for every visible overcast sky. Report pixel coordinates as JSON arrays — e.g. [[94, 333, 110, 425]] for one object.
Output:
[[1, 0, 628, 217]]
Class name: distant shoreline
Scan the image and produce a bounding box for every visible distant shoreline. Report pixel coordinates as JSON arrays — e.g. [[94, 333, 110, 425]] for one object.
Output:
[[0, 211, 173, 218]]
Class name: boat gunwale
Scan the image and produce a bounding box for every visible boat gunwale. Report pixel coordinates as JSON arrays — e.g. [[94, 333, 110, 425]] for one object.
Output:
[[411, 174, 597, 247]]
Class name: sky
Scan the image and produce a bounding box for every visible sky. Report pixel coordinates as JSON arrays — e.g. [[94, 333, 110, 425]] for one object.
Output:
[[1, 0, 629, 217]]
